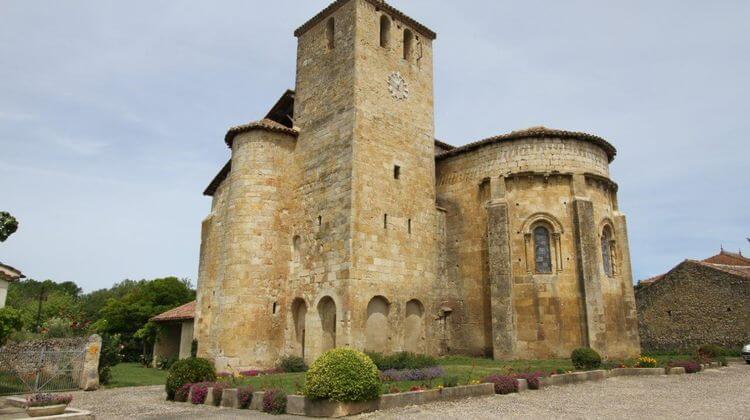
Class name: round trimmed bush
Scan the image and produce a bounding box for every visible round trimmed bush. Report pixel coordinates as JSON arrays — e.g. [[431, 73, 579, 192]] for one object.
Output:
[[571, 347, 602, 370], [165, 357, 216, 400], [304, 348, 381, 403]]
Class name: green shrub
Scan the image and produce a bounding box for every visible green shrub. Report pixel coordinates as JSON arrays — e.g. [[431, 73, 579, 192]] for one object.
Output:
[[571, 347, 602, 370], [157, 355, 178, 370], [278, 355, 307, 373], [696, 344, 726, 360], [165, 358, 216, 400], [364, 351, 437, 370], [304, 348, 380, 403], [98, 333, 123, 385], [0, 307, 23, 347]]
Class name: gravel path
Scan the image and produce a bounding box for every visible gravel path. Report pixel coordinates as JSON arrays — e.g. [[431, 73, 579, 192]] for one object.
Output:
[[358, 362, 750, 420], [66, 362, 749, 419]]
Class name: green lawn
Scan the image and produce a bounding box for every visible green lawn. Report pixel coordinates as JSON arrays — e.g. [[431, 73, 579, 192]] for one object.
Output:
[[107, 363, 168, 388], [104, 354, 695, 392]]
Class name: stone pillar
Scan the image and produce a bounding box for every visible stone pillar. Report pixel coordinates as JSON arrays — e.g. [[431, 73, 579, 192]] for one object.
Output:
[[613, 212, 641, 353], [80, 334, 102, 391], [486, 176, 516, 359], [571, 175, 607, 353]]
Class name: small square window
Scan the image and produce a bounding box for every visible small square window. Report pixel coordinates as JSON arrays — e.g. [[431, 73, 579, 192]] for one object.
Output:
[[394, 165, 401, 179]]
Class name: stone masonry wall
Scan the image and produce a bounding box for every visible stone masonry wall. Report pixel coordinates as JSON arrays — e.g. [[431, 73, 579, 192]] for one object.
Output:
[[348, 0, 438, 355], [435, 137, 640, 359], [636, 261, 750, 351]]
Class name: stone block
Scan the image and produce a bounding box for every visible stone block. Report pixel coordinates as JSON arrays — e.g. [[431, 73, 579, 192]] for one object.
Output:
[[221, 388, 239, 409], [516, 378, 528, 392], [607, 368, 665, 377], [668, 367, 686, 375], [249, 391, 265, 411], [205, 387, 215, 406], [286, 395, 306, 416], [541, 370, 607, 386], [435, 383, 494, 400], [80, 334, 102, 391]]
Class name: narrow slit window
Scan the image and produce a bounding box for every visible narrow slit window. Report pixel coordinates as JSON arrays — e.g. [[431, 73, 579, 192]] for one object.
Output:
[[394, 165, 401, 179], [533, 226, 552, 274], [326, 18, 335, 50], [408, 219, 412, 234], [403, 29, 413, 60], [318, 215, 322, 226], [380, 15, 391, 48], [384, 214, 388, 229], [601, 226, 614, 277]]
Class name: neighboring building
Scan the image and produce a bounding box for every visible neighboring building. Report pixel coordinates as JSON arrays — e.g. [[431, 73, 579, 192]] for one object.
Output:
[[636, 250, 750, 351], [195, 0, 641, 370], [0, 262, 24, 308], [150, 301, 195, 364]]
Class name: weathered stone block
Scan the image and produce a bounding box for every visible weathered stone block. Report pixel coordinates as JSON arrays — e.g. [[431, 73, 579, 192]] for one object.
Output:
[[221, 388, 239, 409], [249, 391, 265, 411], [608, 368, 665, 377], [668, 367, 686, 375], [516, 378, 528, 392]]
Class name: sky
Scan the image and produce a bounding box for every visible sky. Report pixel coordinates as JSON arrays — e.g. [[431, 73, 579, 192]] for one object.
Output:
[[1, 0, 748, 292]]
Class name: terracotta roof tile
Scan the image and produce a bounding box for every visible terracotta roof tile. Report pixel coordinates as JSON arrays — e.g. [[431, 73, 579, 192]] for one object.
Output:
[[0, 262, 24, 282], [294, 0, 436, 40], [703, 250, 750, 266], [224, 119, 299, 148], [436, 126, 617, 163], [151, 301, 195, 322]]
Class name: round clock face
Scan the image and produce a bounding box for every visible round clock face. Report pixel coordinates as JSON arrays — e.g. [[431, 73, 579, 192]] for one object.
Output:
[[388, 72, 409, 100]]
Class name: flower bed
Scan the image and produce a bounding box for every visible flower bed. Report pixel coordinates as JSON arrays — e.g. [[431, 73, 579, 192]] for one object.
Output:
[[668, 361, 701, 374], [380, 366, 444, 382]]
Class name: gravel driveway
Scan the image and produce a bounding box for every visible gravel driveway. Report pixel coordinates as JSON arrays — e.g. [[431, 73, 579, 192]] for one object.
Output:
[[67, 362, 749, 419]]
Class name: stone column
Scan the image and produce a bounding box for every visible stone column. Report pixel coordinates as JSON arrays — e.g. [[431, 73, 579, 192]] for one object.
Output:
[[80, 334, 102, 391], [613, 212, 641, 353], [486, 176, 516, 359], [571, 175, 607, 353]]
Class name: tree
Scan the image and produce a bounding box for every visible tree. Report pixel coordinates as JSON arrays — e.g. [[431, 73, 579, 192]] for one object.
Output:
[[0, 307, 23, 346], [98, 277, 195, 360], [0, 211, 18, 242]]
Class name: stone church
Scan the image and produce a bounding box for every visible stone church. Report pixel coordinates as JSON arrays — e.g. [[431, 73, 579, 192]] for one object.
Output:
[[195, 0, 641, 370]]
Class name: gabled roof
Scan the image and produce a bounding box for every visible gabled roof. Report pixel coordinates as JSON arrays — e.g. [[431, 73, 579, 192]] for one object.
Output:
[[638, 254, 750, 288], [703, 249, 750, 266], [436, 126, 617, 163], [294, 0, 436, 40], [0, 262, 24, 282], [151, 301, 195, 323]]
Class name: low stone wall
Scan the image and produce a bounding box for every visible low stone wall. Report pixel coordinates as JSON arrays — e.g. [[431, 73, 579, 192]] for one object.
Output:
[[174, 364, 732, 417], [607, 367, 665, 377]]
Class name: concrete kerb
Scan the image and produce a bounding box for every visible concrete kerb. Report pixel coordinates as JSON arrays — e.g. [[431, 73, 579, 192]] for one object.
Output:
[[607, 367, 666, 377]]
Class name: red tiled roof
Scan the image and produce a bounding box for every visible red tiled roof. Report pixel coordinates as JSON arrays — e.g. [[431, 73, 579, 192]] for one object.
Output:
[[294, 0, 436, 40], [151, 301, 195, 322], [225, 119, 299, 148], [436, 126, 617, 163], [0, 262, 24, 282], [703, 250, 750, 266]]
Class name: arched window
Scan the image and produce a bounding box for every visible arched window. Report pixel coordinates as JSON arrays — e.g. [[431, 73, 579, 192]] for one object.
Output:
[[379, 15, 391, 48], [533, 226, 552, 273], [403, 29, 413, 60], [326, 18, 335, 50], [601, 226, 614, 277]]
